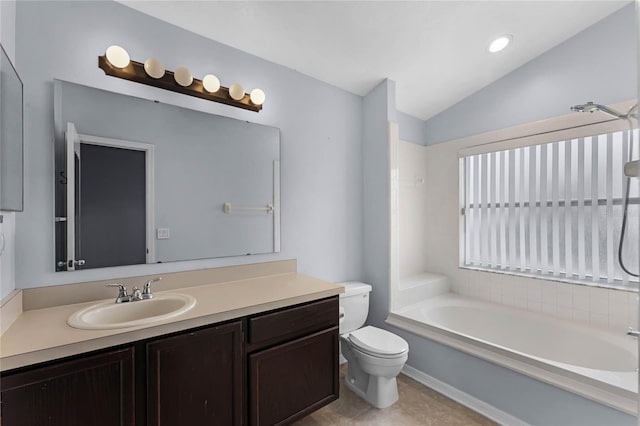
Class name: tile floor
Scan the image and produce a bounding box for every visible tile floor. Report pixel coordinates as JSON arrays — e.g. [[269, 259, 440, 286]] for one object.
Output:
[[295, 365, 497, 426]]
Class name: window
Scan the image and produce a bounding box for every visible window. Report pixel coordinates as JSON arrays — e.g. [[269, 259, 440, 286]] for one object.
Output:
[[461, 128, 639, 288]]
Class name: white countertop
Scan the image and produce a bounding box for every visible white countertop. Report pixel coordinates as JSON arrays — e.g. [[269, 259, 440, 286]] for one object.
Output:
[[0, 272, 342, 372]]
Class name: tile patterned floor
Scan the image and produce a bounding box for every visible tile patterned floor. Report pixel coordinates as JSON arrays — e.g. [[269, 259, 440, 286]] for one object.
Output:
[[295, 365, 497, 426]]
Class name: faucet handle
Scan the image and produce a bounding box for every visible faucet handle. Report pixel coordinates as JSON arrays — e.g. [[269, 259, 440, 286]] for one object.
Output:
[[106, 283, 130, 303], [142, 277, 162, 299]]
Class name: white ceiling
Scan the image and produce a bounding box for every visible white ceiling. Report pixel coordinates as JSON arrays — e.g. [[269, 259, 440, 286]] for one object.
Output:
[[118, 1, 629, 120]]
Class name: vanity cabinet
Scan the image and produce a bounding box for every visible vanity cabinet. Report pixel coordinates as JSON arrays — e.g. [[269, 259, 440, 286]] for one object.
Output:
[[0, 347, 135, 426], [0, 296, 339, 426], [146, 321, 243, 426]]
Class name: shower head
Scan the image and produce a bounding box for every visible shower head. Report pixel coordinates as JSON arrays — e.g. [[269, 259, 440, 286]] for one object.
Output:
[[570, 102, 598, 113], [570, 101, 628, 120]]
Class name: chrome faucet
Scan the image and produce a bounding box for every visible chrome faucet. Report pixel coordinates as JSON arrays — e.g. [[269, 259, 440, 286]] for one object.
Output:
[[106, 277, 162, 303], [141, 277, 162, 300], [106, 283, 132, 303]]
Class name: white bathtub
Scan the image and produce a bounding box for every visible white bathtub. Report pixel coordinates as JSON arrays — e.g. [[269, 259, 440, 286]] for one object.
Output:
[[387, 293, 638, 414]]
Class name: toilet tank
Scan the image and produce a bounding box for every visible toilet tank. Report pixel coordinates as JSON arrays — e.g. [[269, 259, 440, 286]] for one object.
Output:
[[338, 281, 372, 334]]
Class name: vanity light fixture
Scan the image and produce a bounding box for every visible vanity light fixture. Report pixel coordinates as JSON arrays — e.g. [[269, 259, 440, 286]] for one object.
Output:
[[143, 58, 165, 79], [488, 35, 512, 53], [174, 67, 193, 87], [99, 46, 264, 112], [105, 45, 130, 68], [250, 89, 266, 106], [202, 74, 220, 93], [228, 83, 245, 101]]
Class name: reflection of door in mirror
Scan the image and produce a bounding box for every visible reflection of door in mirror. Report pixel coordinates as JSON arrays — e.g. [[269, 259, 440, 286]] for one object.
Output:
[[62, 123, 154, 271]]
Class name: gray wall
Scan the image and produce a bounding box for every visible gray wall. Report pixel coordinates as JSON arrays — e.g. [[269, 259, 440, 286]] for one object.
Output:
[[397, 111, 425, 145], [15, 0, 363, 288], [363, 79, 395, 327], [0, 0, 15, 61], [0, 0, 17, 300], [424, 4, 637, 145]]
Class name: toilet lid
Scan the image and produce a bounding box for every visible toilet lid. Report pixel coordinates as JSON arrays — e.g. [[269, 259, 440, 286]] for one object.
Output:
[[348, 326, 409, 356]]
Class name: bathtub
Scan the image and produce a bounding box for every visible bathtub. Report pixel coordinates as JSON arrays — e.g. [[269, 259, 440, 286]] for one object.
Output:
[[386, 293, 638, 414]]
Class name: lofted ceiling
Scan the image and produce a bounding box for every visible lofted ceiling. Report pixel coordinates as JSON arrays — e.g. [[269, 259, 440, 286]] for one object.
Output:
[[118, 1, 630, 120]]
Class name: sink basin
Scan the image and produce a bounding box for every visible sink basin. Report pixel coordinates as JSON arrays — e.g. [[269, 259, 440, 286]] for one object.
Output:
[[67, 293, 197, 330]]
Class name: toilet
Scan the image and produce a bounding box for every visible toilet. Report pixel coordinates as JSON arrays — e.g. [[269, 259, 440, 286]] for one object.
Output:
[[338, 281, 409, 408]]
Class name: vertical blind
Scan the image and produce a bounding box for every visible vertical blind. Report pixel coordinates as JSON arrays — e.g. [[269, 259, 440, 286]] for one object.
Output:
[[462, 129, 639, 286]]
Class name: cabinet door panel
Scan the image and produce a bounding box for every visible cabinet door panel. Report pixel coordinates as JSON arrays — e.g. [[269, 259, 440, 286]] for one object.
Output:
[[147, 321, 243, 426], [249, 327, 339, 426], [0, 347, 135, 426]]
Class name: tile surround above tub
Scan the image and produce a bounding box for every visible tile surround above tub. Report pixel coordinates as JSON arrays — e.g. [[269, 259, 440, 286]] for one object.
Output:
[[457, 270, 638, 333]]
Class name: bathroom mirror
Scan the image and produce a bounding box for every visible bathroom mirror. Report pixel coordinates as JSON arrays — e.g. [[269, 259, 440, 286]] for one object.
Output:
[[54, 80, 280, 271], [0, 44, 24, 212]]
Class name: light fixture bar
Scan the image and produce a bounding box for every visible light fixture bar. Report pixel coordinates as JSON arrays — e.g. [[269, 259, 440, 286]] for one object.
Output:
[[98, 55, 263, 112]]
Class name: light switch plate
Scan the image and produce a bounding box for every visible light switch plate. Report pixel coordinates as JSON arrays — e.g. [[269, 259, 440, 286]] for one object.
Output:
[[157, 228, 170, 240]]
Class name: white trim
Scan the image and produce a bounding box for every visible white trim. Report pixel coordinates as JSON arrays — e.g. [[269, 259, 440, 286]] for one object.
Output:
[[386, 313, 636, 415], [273, 160, 281, 253], [401, 364, 529, 426], [65, 123, 79, 271], [76, 133, 155, 264], [457, 99, 636, 158]]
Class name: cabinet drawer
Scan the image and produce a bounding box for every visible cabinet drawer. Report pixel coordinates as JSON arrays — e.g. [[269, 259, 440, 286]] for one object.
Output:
[[248, 297, 338, 348]]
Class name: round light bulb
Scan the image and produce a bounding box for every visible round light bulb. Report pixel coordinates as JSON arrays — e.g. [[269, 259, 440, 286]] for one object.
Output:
[[174, 67, 193, 87], [105, 45, 130, 68], [228, 83, 245, 101], [250, 89, 266, 105], [488, 35, 512, 53], [144, 58, 165, 79], [202, 74, 221, 93]]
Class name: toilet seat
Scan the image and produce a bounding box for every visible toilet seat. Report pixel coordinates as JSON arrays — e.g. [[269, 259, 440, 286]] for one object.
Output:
[[347, 326, 409, 358]]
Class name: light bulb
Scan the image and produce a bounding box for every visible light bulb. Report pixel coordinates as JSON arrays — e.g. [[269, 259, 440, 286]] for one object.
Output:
[[250, 89, 265, 105], [144, 58, 165, 79], [489, 35, 512, 53], [105, 45, 130, 68], [174, 67, 193, 87], [202, 74, 221, 93], [229, 83, 245, 101]]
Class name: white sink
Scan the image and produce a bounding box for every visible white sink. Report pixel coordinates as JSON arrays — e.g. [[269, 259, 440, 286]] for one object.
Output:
[[67, 293, 197, 330]]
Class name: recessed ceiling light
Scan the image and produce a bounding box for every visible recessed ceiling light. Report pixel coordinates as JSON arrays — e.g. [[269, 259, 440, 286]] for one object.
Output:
[[489, 35, 512, 53]]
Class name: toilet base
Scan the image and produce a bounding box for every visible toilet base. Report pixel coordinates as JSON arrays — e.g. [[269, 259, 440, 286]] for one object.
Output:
[[344, 371, 399, 409]]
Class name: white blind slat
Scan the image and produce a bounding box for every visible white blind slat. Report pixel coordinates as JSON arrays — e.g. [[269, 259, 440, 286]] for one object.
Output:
[[529, 145, 538, 273], [551, 142, 560, 277], [490, 152, 498, 268], [591, 136, 600, 282], [564, 140, 573, 279], [577, 139, 586, 279], [481, 154, 489, 266], [606, 134, 614, 283], [621, 132, 629, 285], [500, 150, 507, 269], [519, 148, 526, 271], [539, 145, 549, 275], [508, 150, 517, 270]]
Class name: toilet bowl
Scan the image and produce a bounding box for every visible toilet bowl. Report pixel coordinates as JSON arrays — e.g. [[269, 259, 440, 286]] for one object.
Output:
[[339, 282, 409, 408]]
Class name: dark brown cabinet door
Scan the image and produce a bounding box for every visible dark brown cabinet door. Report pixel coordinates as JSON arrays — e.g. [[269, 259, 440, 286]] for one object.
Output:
[[249, 327, 339, 426], [0, 347, 135, 426], [146, 321, 243, 426]]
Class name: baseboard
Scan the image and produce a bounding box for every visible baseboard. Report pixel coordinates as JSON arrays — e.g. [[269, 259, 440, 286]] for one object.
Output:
[[401, 364, 529, 426]]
